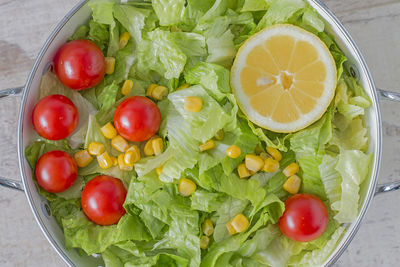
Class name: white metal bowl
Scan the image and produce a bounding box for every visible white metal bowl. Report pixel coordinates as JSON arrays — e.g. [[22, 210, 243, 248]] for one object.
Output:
[[1, 0, 399, 266]]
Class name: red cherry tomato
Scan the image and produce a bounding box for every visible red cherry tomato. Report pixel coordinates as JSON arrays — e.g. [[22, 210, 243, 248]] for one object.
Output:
[[35, 150, 77, 193], [54, 39, 105, 90], [81, 175, 127, 226], [114, 96, 161, 142], [32, 94, 79, 140], [279, 194, 329, 242]]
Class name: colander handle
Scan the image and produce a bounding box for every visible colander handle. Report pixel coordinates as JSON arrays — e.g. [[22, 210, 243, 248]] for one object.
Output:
[[375, 89, 400, 195], [0, 86, 24, 192]]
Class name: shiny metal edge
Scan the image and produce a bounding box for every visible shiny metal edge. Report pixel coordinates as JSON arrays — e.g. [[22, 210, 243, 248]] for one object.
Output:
[[17, 1, 88, 266], [308, 1, 382, 266], [0, 86, 24, 99], [375, 181, 400, 195], [0, 177, 24, 191]]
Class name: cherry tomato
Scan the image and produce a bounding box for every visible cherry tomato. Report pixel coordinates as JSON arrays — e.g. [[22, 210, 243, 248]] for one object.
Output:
[[114, 96, 161, 142], [35, 150, 77, 193], [81, 175, 127, 226], [54, 39, 105, 90], [279, 194, 329, 242], [32, 94, 79, 140]]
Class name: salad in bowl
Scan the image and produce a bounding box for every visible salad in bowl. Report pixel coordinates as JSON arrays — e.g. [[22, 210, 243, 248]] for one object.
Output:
[[25, 0, 373, 266]]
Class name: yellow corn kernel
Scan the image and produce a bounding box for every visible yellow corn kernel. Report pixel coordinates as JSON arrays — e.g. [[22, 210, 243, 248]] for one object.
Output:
[[266, 147, 282, 161], [184, 97, 203, 112], [229, 214, 250, 234], [177, 83, 190, 91], [178, 178, 197, 197], [144, 139, 155, 156], [126, 145, 141, 164], [151, 86, 169, 101], [111, 135, 129, 152], [259, 152, 269, 160], [245, 154, 264, 172], [101, 122, 117, 139], [146, 84, 158, 97], [202, 219, 214, 236], [118, 153, 133, 171], [119, 32, 130, 49], [263, 158, 280, 172], [74, 150, 93, 168], [156, 165, 163, 176], [283, 175, 302, 194], [283, 162, 299, 177], [214, 129, 225, 141], [200, 235, 210, 250], [121, 79, 134, 96], [226, 145, 241, 159], [111, 156, 118, 166], [152, 138, 164, 156], [237, 163, 251, 179], [105, 57, 115, 75], [88, 142, 105, 156], [199, 140, 215, 152], [226, 221, 237, 235], [97, 152, 113, 169]]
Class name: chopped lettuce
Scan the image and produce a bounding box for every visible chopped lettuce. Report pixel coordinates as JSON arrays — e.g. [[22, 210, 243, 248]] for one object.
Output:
[[25, 0, 375, 266]]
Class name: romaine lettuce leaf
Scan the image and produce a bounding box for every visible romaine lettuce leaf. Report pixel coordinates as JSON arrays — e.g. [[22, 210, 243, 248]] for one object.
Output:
[[152, 0, 186, 26]]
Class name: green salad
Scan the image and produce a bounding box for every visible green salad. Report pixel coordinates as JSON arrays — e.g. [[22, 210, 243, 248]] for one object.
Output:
[[25, 0, 373, 266]]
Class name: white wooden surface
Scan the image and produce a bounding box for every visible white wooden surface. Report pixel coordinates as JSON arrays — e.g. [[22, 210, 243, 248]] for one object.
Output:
[[0, 0, 399, 266]]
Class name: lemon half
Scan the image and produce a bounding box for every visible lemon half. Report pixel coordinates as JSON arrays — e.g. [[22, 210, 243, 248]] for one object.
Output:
[[231, 24, 337, 133]]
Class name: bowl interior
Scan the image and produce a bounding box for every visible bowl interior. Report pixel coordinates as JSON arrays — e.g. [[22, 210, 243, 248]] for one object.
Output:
[[18, 1, 382, 266]]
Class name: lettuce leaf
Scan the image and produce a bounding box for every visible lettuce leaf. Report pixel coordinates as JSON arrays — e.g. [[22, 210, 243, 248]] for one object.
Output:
[[152, 0, 186, 26]]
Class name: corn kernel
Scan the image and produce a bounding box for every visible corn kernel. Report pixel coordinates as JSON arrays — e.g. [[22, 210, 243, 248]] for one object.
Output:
[[259, 152, 269, 160], [199, 140, 215, 152], [119, 32, 130, 49], [283, 175, 302, 194], [178, 178, 197, 196], [185, 97, 203, 112], [144, 139, 155, 156], [151, 86, 169, 101], [121, 79, 134, 96], [105, 57, 115, 75], [111, 135, 129, 153], [226, 221, 237, 235], [101, 122, 117, 139], [156, 165, 163, 176], [152, 138, 164, 156], [245, 154, 264, 172], [97, 152, 113, 169], [126, 145, 141, 164], [177, 83, 190, 91], [283, 162, 299, 177], [214, 129, 224, 141], [266, 147, 282, 161], [111, 156, 118, 166], [146, 84, 158, 97], [202, 219, 214, 236], [226, 145, 241, 159], [238, 163, 251, 179], [74, 150, 93, 168], [118, 153, 133, 171], [263, 158, 280, 172], [200, 235, 210, 249], [229, 214, 249, 234], [88, 142, 105, 156]]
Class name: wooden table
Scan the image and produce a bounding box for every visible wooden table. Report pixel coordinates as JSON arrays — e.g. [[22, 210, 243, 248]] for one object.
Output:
[[0, 0, 399, 266]]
